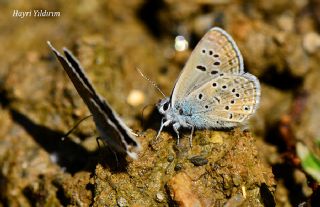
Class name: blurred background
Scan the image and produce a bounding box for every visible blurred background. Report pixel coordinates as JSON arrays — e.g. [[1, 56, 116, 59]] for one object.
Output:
[[0, 0, 320, 206]]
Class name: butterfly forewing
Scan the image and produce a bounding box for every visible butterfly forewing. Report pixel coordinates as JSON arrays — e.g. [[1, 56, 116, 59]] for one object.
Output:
[[171, 27, 244, 106], [48, 42, 140, 159]]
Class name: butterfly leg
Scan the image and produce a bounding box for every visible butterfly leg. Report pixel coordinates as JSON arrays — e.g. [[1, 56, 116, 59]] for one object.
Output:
[[96, 136, 104, 150], [156, 118, 170, 140], [173, 123, 181, 145], [186, 124, 195, 148], [129, 128, 139, 136]]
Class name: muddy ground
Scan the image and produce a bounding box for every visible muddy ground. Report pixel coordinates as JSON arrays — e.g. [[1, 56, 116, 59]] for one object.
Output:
[[1, 0, 320, 206]]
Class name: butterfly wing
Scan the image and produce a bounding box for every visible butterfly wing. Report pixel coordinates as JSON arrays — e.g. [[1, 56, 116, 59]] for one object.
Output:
[[171, 27, 244, 106], [183, 73, 260, 128], [48, 42, 141, 159]]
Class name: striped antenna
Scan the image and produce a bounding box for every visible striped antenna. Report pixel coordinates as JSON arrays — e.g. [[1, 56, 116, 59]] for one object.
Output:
[[136, 67, 166, 98]]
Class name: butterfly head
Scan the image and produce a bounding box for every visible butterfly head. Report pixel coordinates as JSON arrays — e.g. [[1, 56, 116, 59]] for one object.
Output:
[[157, 97, 171, 115]]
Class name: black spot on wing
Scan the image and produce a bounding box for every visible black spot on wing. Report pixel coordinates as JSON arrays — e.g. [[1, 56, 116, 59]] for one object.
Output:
[[198, 93, 203, 100], [196, 65, 206, 71], [211, 70, 218, 75]]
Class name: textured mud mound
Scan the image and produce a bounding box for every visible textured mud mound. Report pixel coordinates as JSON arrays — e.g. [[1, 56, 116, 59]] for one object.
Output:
[[1, 0, 320, 206]]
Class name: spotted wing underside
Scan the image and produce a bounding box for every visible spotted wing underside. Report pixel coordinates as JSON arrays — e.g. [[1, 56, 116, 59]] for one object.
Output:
[[171, 27, 244, 106]]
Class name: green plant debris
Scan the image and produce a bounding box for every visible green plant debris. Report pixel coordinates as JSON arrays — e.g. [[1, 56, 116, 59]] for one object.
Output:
[[296, 142, 320, 182]]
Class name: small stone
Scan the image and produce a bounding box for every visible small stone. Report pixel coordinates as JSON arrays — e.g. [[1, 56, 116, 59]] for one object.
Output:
[[189, 156, 208, 166], [167, 172, 202, 207], [167, 154, 174, 162], [277, 13, 294, 32], [223, 174, 232, 189], [155, 192, 165, 202], [224, 193, 245, 207], [117, 197, 128, 207], [303, 32, 320, 54], [127, 89, 145, 107], [175, 35, 189, 52], [232, 174, 242, 186], [174, 163, 183, 171]]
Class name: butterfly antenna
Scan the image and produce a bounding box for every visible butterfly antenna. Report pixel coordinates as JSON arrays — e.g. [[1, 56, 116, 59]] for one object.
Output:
[[62, 114, 93, 140], [136, 67, 166, 98]]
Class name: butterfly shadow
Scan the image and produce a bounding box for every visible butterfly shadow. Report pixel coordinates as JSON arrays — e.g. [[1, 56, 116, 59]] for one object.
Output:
[[139, 105, 162, 131], [9, 109, 96, 174], [94, 143, 130, 173], [10, 109, 130, 173]]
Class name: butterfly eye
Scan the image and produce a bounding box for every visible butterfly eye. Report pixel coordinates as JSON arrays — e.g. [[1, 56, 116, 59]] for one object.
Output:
[[163, 102, 170, 111]]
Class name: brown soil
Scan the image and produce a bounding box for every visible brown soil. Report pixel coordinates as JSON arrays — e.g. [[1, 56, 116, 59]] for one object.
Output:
[[1, 0, 320, 206]]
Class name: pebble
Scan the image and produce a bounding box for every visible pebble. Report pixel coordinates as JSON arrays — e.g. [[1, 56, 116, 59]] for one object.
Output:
[[174, 163, 183, 171], [167, 154, 174, 162], [277, 13, 294, 32], [224, 193, 245, 207], [174, 35, 189, 52], [127, 89, 145, 107], [232, 174, 242, 186], [117, 197, 128, 207], [189, 156, 208, 166], [223, 174, 232, 189], [303, 32, 320, 54], [167, 173, 202, 207], [155, 192, 165, 202]]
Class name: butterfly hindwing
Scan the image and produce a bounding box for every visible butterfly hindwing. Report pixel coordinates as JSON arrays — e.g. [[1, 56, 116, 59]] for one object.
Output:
[[183, 73, 260, 128]]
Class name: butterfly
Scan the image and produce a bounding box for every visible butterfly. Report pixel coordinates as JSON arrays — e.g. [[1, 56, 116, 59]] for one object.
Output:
[[156, 27, 261, 145], [47, 42, 141, 159]]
